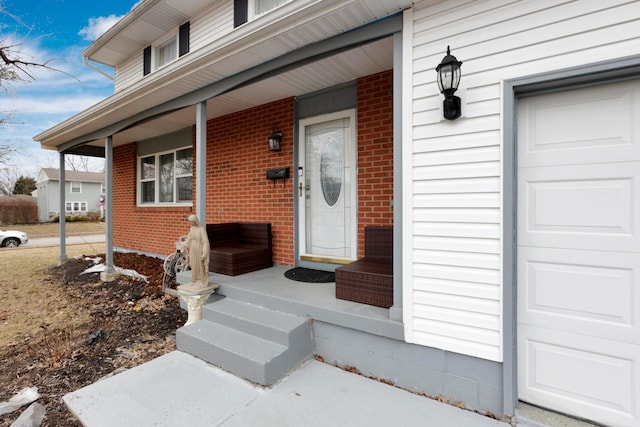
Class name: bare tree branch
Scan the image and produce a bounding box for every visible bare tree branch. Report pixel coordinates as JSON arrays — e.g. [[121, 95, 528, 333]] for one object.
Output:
[[0, 143, 19, 166], [0, 7, 76, 90]]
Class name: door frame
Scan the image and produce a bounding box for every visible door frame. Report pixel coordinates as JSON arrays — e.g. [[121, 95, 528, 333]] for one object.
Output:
[[502, 54, 640, 417], [297, 109, 358, 266]]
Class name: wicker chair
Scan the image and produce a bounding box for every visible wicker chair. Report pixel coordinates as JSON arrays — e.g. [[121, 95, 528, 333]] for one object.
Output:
[[335, 226, 393, 308], [206, 222, 272, 276]]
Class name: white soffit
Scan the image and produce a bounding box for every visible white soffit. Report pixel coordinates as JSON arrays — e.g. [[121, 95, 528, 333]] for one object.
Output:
[[100, 37, 393, 148]]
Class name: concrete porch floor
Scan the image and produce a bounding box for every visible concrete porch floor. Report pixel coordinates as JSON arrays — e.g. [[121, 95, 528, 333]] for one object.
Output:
[[177, 265, 404, 341]]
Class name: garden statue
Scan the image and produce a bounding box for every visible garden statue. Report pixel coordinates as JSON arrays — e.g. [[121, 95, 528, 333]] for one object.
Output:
[[177, 215, 216, 294]]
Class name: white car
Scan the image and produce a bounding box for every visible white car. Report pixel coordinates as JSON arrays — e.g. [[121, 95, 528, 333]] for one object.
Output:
[[0, 230, 29, 247]]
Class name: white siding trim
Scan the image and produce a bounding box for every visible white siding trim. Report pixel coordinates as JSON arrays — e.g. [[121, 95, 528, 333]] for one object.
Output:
[[402, 7, 415, 342], [498, 78, 506, 367]]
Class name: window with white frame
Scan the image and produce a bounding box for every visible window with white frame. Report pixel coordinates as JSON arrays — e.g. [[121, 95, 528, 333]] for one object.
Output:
[[70, 181, 82, 193], [138, 147, 192, 205], [66, 201, 88, 212], [251, 0, 288, 17], [235, 0, 289, 27], [155, 35, 177, 70], [143, 22, 189, 77]]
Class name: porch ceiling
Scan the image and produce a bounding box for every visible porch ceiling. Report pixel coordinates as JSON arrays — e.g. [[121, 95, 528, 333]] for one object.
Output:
[[67, 36, 393, 152]]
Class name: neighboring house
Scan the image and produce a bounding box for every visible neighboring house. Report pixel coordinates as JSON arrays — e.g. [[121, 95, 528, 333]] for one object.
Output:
[[35, 168, 105, 222], [33, 1, 640, 425]]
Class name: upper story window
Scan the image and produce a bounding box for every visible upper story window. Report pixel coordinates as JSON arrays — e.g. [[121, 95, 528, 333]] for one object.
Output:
[[70, 182, 82, 193], [252, 0, 288, 17], [143, 22, 190, 76], [155, 36, 178, 69], [138, 147, 193, 206], [234, 0, 289, 27]]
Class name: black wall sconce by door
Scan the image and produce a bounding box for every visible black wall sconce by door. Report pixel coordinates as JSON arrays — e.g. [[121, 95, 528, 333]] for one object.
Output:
[[435, 46, 463, 120], [268, 124, 283, 152]]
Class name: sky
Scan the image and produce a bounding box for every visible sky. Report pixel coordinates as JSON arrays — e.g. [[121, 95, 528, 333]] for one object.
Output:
[[0, 0, 140, 179]]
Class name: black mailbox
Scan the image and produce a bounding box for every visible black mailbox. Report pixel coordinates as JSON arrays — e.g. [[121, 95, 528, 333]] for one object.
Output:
[[266, 167, 289, 188], [266, 167, 289, 180]]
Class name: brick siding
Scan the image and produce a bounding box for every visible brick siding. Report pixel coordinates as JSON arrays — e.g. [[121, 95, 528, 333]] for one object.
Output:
[[112, 70, 393, 263]]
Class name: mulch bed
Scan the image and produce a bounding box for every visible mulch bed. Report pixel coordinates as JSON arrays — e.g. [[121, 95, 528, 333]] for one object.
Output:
[[0, 252, 187, 427]]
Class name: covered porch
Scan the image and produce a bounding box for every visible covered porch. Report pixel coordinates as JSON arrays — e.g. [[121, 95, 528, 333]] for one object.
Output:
[[38, 10, 407, 320], [34, 1, 414, 396]]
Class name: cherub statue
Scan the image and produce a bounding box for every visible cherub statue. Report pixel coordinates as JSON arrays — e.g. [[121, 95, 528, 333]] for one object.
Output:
[[178, 215, 215, 293]]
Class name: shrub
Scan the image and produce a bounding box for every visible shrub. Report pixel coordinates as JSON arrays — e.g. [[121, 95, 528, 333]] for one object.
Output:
[[0, 196, 38, 224]]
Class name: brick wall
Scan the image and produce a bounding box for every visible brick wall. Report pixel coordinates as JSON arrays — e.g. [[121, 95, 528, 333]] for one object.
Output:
[[356, 70, 394, 258], [205, 98, 295, 265], [113, 71, 393, 263], [113, 143, 192, 256]]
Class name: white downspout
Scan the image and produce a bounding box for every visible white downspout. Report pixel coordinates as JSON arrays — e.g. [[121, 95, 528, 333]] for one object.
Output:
[[83, 56, 114, 81]]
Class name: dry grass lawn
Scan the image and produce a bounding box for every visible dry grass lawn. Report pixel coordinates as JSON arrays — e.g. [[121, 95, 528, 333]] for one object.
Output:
[[0, 242, 105, 348], [0, 242, 185, 426]]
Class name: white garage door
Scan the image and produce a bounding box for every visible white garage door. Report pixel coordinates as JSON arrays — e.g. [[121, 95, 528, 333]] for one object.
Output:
[[517, 79, 640, 427]]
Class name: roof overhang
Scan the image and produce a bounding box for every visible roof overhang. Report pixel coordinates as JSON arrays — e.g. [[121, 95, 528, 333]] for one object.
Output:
[[37, 0, 410, 155], [82, 0, 214, 66]]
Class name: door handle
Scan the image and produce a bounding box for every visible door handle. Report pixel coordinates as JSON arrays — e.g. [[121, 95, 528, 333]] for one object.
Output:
[[299, 182, 303, 197]]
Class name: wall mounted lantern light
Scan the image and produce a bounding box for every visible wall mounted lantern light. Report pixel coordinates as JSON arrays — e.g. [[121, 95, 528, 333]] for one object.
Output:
[[268, 124, 283, 152], [435, 46, 463, 120]]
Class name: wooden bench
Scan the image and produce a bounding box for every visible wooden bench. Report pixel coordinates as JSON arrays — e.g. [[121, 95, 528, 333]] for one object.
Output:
[[206, 222, 273, 276], [335, 226, 393, 308]]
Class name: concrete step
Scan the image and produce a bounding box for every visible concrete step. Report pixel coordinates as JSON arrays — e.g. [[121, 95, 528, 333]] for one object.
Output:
[[176, 298, 313, 385], [201, 298, 310, 346]]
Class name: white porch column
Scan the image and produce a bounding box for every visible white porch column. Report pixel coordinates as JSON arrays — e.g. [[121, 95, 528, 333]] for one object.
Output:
[[58, 153, 67, 265], [101, 135, 117, 282], [389, 30, 403, 321], [195, 101, 207, 223]]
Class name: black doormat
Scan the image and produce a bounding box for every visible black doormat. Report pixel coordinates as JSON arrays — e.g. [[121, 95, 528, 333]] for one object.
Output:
[[284, 267, 335, 283]]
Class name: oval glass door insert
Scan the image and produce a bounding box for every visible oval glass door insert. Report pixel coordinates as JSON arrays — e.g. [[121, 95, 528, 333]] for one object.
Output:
[[320, 137, 343, 206]]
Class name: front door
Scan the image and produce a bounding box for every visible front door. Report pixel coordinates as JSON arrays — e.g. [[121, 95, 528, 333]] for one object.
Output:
[[298, 110, 357, 263]]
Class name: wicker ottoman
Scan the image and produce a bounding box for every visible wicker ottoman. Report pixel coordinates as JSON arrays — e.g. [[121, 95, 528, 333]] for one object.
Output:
[[335, 226, 393, 308]]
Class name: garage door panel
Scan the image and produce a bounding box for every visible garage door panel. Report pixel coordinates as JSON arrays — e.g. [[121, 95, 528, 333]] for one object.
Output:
[[517, 78, 640, 427], [519, 325, 638, 427], [518, 80, 640, 167], [518, 162, 640, 252], [518, 247, 639, 343]]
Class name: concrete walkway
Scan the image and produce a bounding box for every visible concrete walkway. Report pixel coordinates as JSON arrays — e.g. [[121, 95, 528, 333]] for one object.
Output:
[[64, 351, 510, 427], [27, 234, 105, 247]]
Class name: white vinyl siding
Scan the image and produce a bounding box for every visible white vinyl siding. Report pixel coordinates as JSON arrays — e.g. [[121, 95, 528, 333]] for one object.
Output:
[[114, 52, 144, 92], [113, 1, 233, 92], [189, 0, 233, 52], [404, 0, 640, 362]]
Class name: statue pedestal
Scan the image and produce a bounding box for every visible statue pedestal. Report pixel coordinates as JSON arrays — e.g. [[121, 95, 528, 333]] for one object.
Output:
[[177, 284, 220, 326]]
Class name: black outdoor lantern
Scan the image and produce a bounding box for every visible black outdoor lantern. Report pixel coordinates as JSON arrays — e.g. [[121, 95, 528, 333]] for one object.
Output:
[[268, 123, 283, 152], [435, 46, 463, 120]]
